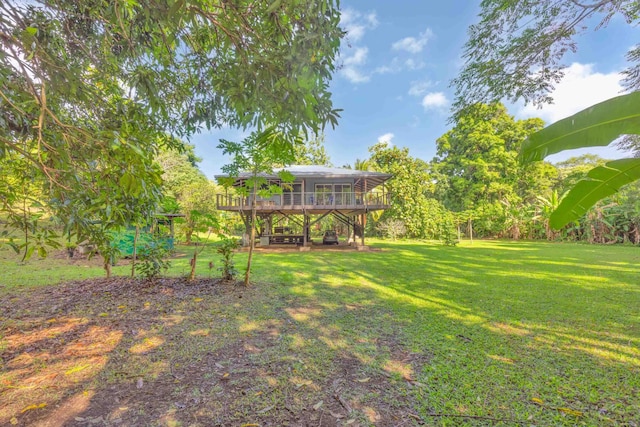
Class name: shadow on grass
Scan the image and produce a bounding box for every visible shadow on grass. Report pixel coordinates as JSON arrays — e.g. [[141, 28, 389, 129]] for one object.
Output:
[[1, 277, 431, 426], [1, 240, 639, 426]]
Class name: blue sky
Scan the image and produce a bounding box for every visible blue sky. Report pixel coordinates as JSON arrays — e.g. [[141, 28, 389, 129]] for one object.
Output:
[[192, 1, 639, 178]]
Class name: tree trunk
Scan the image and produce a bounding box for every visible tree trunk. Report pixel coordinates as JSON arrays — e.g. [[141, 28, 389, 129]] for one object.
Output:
[[468, 218, 473, 244], [104, 256, 112, 278], [189, 248, 197, 281], [131, 225, 139, 278], [245, 181, 257, 286]]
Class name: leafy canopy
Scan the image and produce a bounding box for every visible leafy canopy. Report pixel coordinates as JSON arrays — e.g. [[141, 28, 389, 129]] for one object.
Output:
[[454, 0, 640, 230], [520, 93, 640, 228], [0, 0, 343, 261], [452, 0, 640, 112]]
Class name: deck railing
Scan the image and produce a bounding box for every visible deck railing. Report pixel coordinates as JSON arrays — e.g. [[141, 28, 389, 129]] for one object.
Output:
[[216, 191, 390, 210]]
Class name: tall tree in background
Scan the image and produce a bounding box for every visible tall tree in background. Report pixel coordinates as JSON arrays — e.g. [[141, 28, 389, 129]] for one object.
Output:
[[293, 134, 332, 166], [369, 142, 452, 239], [453, 0, 640, 229], [433, 103, 550, 236], [157, 145, 222, 245], [0, 0, 343, 261]]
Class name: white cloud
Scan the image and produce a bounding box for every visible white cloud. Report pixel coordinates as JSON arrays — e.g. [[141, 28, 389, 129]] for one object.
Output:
[[377, 133, 395, 145], [518, 63, 623, 123], [392, 29, 433, 54], [408, 79, 433, 96], [375, 58, 401, 74], [365, 13, 378, 27], [340, 47, 370, 83], [340, 8, 378, 43], [341, 67, 370, 83], [338, 9, 377, 84], [404, 58, 425, 71], [375, 57, 425, 75], [343, 47, 368, 66], [422, 92, 448, 110]]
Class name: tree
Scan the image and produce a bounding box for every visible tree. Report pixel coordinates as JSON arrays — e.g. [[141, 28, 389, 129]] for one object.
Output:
[[368, 142, 453, 240], [0, 0, 343, 263], [156, 145, 223, 245], [292, 134, 332, 166], [218, 127, 296, 286], [452, 0, 639, 111], [433, 103, 551, 237], [453, 1, 640, 230], [553, 155, 608, 196], [521, 93, 640, 228], [156, 144, 207, 199]]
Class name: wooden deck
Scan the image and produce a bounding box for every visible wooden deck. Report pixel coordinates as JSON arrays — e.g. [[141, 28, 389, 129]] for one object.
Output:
[[216, 192, 390, 214]]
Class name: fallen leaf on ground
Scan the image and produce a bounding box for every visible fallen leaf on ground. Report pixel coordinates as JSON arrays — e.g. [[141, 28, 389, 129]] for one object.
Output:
[[356, 377, 370, 383], [531, 397, 544, 405], [21, 402, 47, 413], [558, 407, 583, 417], [313, 401, 323, 410], [10, 418, 18, 425]]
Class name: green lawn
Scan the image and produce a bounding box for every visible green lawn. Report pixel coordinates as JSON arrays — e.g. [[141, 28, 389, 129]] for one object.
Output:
[[1, 240, 638, 425]]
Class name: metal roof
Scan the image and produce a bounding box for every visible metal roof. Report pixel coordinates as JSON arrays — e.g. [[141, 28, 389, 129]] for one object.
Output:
[[215, 165, 393, 191]]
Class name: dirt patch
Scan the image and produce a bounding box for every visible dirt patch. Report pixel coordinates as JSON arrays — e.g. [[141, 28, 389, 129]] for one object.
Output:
[[1, 278, 425, 426]]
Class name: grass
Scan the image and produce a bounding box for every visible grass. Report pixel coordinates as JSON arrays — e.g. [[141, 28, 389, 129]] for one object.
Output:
[[1, 239, 639, 425]]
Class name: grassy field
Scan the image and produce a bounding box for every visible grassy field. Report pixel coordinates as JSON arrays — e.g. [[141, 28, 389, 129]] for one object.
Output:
[[1, 240, 639, 426]]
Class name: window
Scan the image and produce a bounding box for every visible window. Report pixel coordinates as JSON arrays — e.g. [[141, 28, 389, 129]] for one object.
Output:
[[313, 183, 352, 205], [334, 184, 352, 205], [315, 184, 332, 204], [283, 183, 302, 205]]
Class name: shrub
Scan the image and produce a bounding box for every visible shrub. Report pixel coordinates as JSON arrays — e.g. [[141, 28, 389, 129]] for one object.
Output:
[[217, 236, 240, 281], [137, 243, 171, 280]]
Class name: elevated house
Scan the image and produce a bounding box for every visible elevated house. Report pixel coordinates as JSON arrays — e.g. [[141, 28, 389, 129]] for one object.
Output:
[[215, 165, 392, 247]]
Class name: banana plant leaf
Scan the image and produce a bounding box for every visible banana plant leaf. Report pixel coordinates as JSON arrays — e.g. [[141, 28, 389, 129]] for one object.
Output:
[[520, 92, 640, 163], [549, 158, 640, 228]]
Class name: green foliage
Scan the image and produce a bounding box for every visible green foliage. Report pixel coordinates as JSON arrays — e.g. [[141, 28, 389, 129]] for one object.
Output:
[[452, 0, 639, 111], [520, 93, 640, 228], [435, 103, 545, 211], [217, 235, 240, 281], [218, 127, 297, 285], [376, 219, 407, 240], [521, 93, 640, 162], [369, 142, 441, 239], [0, 0, 343, 270], [433, 103, 553, 238], [454, 2, 640, 235], [136, 242, 171, 281], [433, 208, 459, 246], [157, 144, 208, 198], [550, 158, 640, 229], [292, 133, 332, 166]]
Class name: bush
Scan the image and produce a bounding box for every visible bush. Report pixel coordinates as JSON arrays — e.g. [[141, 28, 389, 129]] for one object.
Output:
[[137, 243, 171, 280], [217, 236, 240, 281], [376, 219, 407, 240]]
